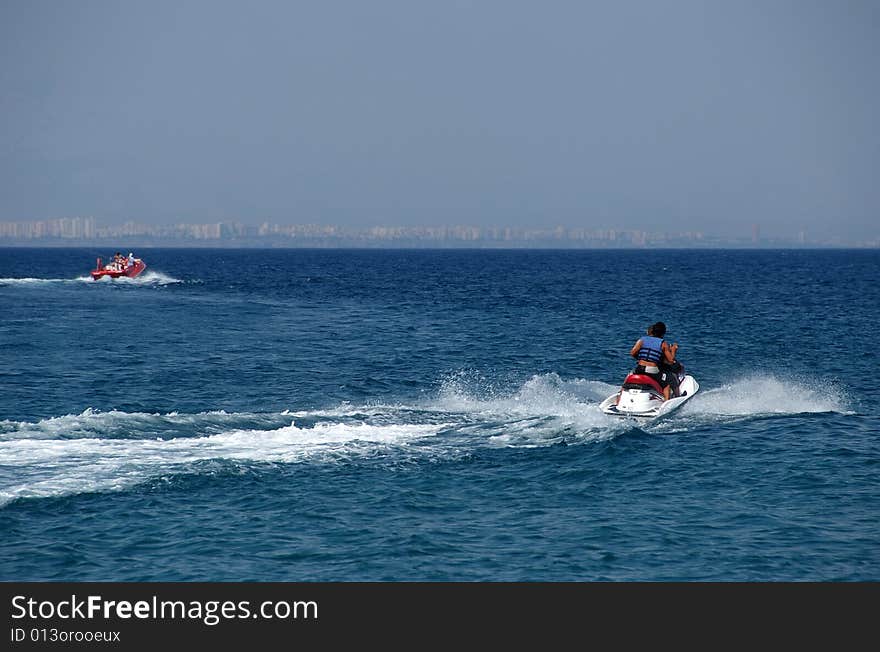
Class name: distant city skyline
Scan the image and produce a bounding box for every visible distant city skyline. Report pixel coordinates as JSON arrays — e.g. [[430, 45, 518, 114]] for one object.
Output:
[[0, 216, 875, 248], [2, 2, 878, 241]]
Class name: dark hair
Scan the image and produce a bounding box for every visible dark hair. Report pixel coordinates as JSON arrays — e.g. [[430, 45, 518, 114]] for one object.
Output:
[[652, 321, 667, 337]]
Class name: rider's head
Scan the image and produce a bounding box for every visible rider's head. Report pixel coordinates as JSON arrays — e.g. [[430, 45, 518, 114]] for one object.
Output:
[[652, 322, 667, 337]]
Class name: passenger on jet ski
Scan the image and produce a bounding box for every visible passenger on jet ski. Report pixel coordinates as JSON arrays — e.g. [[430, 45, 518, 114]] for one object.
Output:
[[629, 321, 679, 401]]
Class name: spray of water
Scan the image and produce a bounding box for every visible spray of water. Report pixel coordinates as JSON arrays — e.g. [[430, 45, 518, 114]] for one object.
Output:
[[0, 372, 850, 505], [683, 373, 846, 416]]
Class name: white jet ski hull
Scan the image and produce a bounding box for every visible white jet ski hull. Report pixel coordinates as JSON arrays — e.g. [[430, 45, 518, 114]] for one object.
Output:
[[600, 375, 699, 419]]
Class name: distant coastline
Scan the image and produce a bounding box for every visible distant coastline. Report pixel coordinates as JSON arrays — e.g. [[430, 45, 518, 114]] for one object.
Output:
[[1, 217, 877, 249], [1, 240, 877, 250]]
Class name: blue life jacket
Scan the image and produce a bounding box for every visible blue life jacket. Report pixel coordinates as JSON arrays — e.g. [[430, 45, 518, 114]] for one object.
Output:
[[637, 335, 664, 364]]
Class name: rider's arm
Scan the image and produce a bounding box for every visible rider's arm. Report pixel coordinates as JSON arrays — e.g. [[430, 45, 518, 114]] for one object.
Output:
[[629, 340, 643, 359], [662, 341, 678, 363]]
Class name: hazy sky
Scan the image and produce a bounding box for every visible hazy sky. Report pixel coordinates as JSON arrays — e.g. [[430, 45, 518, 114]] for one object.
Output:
[[2, 0, 878, 239]]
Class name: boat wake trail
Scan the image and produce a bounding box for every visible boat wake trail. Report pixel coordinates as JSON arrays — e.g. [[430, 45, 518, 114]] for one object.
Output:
[[0, 373, 850, 506], [0, 410, 449, 506], [0, 277, 74, 286], [0, 272, 183, 287], [87, 271, 182, 285], [0, 373, 628, 506]]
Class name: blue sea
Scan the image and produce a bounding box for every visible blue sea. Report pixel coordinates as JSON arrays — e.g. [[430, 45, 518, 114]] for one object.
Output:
[[1, 247, 877, 581]]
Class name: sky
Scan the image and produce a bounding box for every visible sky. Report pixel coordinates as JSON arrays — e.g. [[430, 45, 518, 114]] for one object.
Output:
[[1, 0, 878, 240]]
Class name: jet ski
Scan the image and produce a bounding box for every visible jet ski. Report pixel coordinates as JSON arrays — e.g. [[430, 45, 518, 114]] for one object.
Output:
[[600, 364, 699, 419], [91, 254, 146, 280]]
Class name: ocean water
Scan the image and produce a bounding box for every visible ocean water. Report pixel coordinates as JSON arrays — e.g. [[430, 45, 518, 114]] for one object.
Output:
[[0, 247, 877, 581]]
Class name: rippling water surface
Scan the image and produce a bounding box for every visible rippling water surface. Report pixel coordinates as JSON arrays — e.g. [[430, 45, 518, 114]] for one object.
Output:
[[1, 247, 877, 580]]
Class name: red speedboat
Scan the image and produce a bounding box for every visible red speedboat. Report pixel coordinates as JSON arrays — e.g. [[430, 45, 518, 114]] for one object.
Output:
[[91, 254, 147, 280]]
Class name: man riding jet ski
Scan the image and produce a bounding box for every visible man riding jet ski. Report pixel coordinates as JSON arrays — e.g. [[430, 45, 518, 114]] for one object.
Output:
[[599, 321, 699, 418], [630, 321, 678, 400]]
